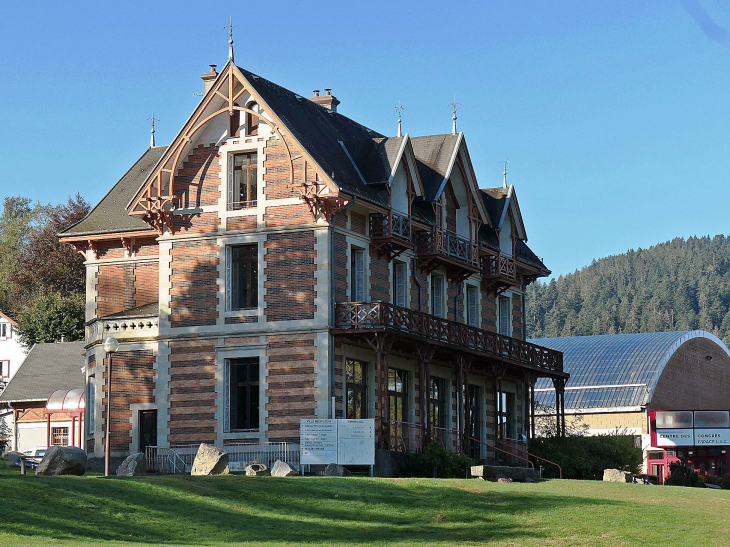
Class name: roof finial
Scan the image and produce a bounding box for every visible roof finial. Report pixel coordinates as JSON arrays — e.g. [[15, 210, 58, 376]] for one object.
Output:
[[502, 158, 510, 188], [226, 16, 238, 62], [147, 111, 159, 148], [449, 96, 461, 135], [395, 101, 404, 137]]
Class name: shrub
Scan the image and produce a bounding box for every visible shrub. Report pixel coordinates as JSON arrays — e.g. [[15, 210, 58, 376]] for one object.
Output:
[[529, 434, 642, 480], [397, 441, 476, 478], [666, 461, 701, 487]]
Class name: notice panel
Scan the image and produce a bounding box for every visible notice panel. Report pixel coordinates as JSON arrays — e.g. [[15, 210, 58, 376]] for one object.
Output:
[[337, 419, 375, 465], [656, 428, 694, 447], [694, 429, 730, 446], [300, 419, 338, 465]]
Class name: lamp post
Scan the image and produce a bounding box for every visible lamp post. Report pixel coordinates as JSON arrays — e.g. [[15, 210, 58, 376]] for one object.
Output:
[[102, 337, 119, 477]]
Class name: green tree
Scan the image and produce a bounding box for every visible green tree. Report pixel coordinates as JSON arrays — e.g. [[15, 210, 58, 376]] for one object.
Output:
[[15, 293, 85, 349]]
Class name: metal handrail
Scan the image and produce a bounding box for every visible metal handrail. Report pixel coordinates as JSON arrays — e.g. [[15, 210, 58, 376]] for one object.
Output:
[[468, 437, 534, 469], [496, 439, 563, 479]]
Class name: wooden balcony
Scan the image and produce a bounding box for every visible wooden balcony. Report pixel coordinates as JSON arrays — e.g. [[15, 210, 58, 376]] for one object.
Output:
[[333, 301, 564, 376], [481, 252, 517, 294], [369, 210, 412, 260], [417, 228, 479, 281]]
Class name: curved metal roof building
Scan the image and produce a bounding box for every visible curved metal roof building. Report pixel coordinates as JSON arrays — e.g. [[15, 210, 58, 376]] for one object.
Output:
[[529, 331, 730, 411]]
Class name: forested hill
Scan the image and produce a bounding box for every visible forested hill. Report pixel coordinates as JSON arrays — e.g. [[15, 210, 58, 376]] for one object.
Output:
[[526, 235, 730, 346]]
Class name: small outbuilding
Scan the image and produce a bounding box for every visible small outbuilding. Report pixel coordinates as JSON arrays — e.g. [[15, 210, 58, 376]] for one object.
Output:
[[0, 341, 85, 453], [529, 330, 730, 481]]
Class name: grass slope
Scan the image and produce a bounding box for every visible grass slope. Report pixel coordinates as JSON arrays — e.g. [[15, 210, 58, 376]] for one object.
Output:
[[0, 462, 728, 546]]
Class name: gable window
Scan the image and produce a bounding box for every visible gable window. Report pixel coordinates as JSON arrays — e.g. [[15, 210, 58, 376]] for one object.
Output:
[[432, 275, 445, 318], [346, 359, 367, 419], [228, 152, 257, 210], [467, 285, 479, 327], [0, 323, 8, 338], [227, 244, 258, 310], [429, 376, 446, 429], [499, 295, 510, 336], [246, 102, 259, 136], [393, 261, 407, 307], [225, 358, 260, 431], [87, 377, 95, 434], [351, 247, 365, 301], [51, 427, 69, 446]]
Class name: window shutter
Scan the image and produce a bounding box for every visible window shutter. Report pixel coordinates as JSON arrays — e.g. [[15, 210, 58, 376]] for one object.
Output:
[[395, 263, 406, 306], [433, 276, 443, 317], [499, 296, 510, 336], [224, 360, 230, 433], [354, 249, 365, 301], [467, 286, 478, 327]]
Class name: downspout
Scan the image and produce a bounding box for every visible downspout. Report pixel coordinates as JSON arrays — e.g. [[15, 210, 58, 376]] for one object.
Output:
[[330, 196, 357, 418]]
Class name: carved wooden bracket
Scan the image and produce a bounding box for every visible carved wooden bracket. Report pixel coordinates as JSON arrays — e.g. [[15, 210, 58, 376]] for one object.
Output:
[[299, 182, 349, 223], [140, 197, 175, 235]]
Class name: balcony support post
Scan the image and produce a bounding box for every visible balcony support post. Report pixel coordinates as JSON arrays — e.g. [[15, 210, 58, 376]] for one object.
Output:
[[416, 344, 436, 449], [366, 333, 394, 449], [552, 377, 566, 438]]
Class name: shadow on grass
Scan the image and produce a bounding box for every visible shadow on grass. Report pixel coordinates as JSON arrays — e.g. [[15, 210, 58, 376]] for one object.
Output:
[[0, 464, 627, 545]]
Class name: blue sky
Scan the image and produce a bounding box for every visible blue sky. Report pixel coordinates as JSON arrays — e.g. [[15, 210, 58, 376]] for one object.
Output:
[[1, 0, 729, 278]]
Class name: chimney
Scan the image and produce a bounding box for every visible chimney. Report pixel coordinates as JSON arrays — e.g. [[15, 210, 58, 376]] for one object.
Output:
[[201, 64, 218, 94], [309, 88, 340, 113]]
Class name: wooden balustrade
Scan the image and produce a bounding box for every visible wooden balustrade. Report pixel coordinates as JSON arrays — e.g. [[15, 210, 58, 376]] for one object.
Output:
[[418, 228, 479, 267], [369, 210, 411, 241], [334, 301, 563, 373]]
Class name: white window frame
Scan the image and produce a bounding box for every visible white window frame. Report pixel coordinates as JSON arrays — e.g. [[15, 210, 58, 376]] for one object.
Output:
[[393, 261, 407, 307], [227, 151, 258, 211], [432, 274, 445, 318], [466, 284, 479, 327]]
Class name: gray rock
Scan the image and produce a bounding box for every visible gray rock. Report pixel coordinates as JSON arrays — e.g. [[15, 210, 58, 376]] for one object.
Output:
[[497, 477, 513, 483], [270, 460, 298, 477], [470, 465, 537, 482], [35, 446, 86, 476], [245, 463, 270, 476], [191, 444, 229, 476], [706, 483, 721, 489], [116, 452, 146, 477], [323, 463, 351, 477], [603, 468, 632, 483]]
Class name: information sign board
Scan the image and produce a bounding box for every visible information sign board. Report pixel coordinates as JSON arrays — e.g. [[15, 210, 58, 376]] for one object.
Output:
[[300, 419, 338, 465], [656, 428, 694, 447], [337, 419, 375, 465], [694, 428, 730, 446]]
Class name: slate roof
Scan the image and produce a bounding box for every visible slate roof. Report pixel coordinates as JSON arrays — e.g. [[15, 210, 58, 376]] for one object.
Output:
[[529, 331, 728, 409], [341, 137, 405, 184], [481, 188, 508, 228], [60, 146, 168, 236], [410, 134, 460, 201], [0, 341, 86, 404]]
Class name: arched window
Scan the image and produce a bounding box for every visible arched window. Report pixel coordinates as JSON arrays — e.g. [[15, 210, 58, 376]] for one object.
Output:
[[246, 101, 259, 136]]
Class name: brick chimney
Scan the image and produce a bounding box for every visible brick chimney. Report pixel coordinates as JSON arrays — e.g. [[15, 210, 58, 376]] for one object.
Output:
[[309, 88, 340, 113], [201, 64, 218, 94]]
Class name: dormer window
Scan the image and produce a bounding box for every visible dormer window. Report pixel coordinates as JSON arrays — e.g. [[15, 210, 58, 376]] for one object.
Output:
[[246, 102, 259, 136], [228, 152, 257, 210]]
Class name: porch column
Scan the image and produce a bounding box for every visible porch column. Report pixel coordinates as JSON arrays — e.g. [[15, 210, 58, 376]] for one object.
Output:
[[455, 354, 472, 454], [492, 364, 506, 445], [523, 371, 537, 443], [366, 333, 394, 449], [417, 344, 435, 449], [552, 377, 566, 437]]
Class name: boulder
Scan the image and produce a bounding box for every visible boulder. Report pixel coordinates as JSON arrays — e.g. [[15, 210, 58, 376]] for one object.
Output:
[[470, 465, 537, 482], [603, 469, 632, 483], [497, 477, 513, 483], [706, 483, 721, 489], [35, 446, 86, 476], [270, 460, 298, 477], [323, 463, 351, 477], [191, 444, 229, 476], [245, 463, 270, 476], [116, 452, 146, 477]]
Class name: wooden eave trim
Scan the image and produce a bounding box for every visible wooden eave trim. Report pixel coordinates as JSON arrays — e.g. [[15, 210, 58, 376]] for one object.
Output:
[[0, 311, 17, 326], [59, 230, 159, 243]]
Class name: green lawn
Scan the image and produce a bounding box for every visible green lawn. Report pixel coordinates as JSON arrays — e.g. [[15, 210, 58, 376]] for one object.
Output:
[[0, 461, 728, 547]]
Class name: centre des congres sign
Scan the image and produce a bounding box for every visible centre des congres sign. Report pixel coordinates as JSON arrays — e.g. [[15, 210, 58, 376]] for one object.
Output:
[[655, 411, 730, 447]]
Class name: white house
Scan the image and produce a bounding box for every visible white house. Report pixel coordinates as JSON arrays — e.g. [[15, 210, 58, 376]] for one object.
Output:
[[0, 311, 27, 447]]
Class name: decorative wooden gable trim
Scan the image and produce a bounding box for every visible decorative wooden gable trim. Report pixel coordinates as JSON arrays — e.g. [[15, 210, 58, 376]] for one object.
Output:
[[127, 62, 343, 233]]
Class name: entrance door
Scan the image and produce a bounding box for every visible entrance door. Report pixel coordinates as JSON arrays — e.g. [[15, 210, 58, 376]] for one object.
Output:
[[139, 410, 157, 454]]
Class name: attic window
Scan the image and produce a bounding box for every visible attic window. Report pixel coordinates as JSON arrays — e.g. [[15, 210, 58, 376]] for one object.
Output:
[[246, 102, 259, 136]]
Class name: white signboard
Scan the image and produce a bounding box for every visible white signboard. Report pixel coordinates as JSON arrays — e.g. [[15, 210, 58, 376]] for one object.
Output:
[[694, 429, 730, 446], [656, 428, 694, 447], [337, 419, 375, 465], [300, 419, 338, 464]]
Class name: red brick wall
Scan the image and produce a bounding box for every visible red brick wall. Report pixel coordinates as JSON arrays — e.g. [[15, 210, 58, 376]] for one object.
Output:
[[170, 239, 219, 327], [135, 238, 158, 257], [262, 138, 314, 200], [351, 212, 366, 235], [264, 232, 316, 321], [96, 262, 159, 318], [512, 294, 523, 340], [174, 144, 221, 209], [101, 350, 155, 452], [369, 255, 390, 302], [447, 281, 458, 322], [411, 267, 429, 312], [167, 340, 217, 445], [264, 203, 312, 227], [265, 333, 317, 442], [481, 293, 497, 332], [226, 216, 257, 231], [174, 212, 221, 234]]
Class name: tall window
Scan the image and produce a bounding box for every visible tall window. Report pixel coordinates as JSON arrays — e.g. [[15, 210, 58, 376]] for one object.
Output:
[[346, 359, 367, 419], [499, 295, 510, 336], [229, 152, 257, 210], [0, 323, 8, 338], [467, 285, 479, 327], [87, 378, 95, 434], [388, 368, 407, 423], [432, 275, 445, 317], [393, 261, 407, 306], [246, 102, 259, 136], [498, 390, 515, 439], [351, 248, 365, 301], [429, 377, 446, 429], [226, 358, 259, 431], [51, 427, 69, 446], [228, 244, 258, 310]]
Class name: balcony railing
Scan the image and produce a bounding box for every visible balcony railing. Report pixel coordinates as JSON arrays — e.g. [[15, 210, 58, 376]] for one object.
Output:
[[334, 301, 563, 373], [482, 253, 516, 281], [369, 210, 411, 241], [86, 313, 159, 346], [418, 228, 478, 267]]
